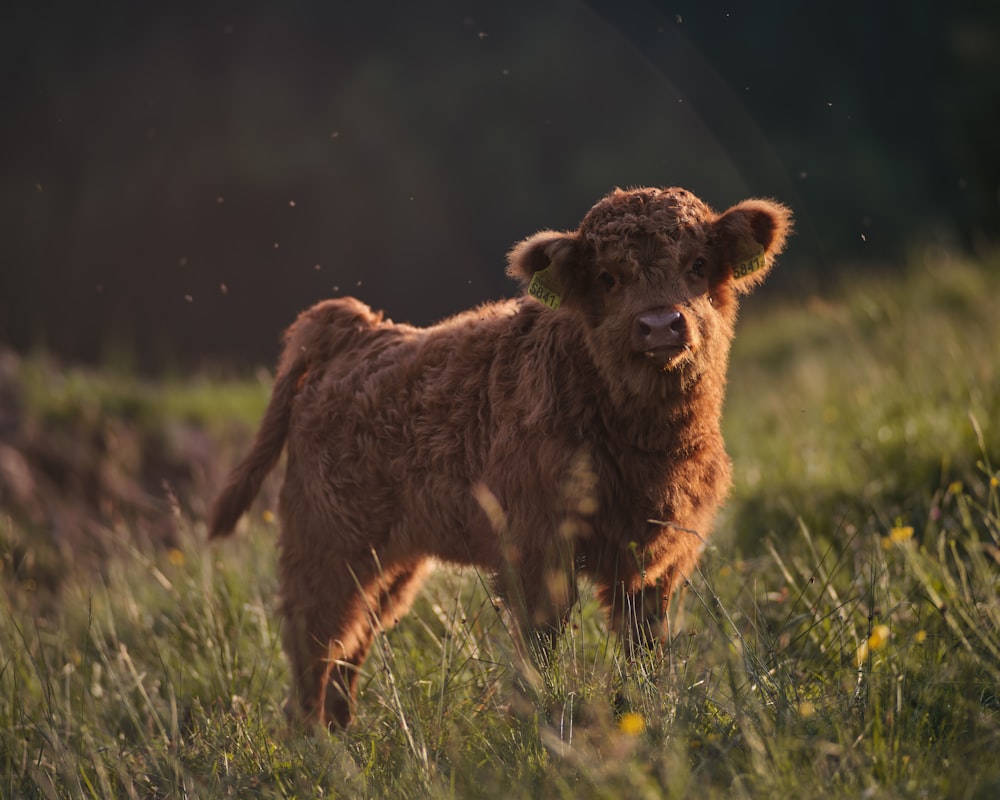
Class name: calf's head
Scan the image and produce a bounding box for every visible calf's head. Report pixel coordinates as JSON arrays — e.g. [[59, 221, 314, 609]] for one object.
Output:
[[508, 187, 792, 397]]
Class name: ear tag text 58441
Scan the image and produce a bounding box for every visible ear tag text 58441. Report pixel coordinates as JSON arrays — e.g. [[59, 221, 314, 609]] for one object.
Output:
[[528, 265, 562, 310]]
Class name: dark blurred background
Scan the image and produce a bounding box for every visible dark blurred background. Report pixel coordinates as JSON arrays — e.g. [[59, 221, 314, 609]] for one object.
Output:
[[2, 0, 998, 369]]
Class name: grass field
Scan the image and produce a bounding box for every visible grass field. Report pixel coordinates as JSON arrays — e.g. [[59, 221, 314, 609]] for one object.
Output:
[[2, 250, 999, 798]]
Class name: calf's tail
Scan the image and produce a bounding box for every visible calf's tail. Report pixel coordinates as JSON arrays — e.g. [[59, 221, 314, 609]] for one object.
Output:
[[207, 360, 304, 539]]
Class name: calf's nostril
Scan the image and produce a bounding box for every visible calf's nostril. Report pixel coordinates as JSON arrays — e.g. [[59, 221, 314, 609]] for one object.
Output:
[[670, 314, 685, 333], [638, 321, 652, 338]]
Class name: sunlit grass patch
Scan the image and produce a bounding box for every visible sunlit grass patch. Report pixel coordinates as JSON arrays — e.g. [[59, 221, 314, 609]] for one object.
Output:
[[18, 355, 270, 433], [725, 252, 1000, 546], [3, 462, 999, 797]]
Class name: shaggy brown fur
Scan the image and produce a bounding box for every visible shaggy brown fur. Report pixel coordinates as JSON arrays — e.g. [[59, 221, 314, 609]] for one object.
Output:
[[209, 186, 792, 729]]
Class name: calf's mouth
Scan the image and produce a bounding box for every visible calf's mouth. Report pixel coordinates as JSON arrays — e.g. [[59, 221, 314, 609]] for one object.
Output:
[[641, 345, 689, 369]]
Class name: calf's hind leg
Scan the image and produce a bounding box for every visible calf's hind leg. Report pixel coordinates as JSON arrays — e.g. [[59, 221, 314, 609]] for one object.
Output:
[[280, 550, 429, 729], [278, 552, 372, 729]]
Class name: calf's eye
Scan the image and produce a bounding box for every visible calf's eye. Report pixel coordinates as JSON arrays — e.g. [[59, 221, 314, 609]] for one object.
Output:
[[597, 271, 617, 290], [691, 258, 706, 278]]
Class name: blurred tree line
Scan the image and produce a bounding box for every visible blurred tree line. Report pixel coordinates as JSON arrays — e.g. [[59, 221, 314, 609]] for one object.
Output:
[[1, 0, 997, 368]]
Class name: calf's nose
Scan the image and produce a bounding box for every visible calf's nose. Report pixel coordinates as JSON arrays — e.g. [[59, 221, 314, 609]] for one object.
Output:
[[631, 308, 687, 352]]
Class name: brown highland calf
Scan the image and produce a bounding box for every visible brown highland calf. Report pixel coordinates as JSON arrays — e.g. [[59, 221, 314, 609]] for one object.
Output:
[[209, 186, 792, 729]]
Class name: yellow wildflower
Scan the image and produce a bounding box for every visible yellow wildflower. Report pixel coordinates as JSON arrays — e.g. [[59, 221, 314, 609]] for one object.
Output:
[[868, 624, 890, 651], [262, 509, 276, 524], [618, 712, 646, 736], [855, 625, 890, 666], [889, 526, 913, 543]]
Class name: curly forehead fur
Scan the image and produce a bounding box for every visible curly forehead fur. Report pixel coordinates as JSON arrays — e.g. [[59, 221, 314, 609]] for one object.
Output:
[[578, 187, 715, 247]]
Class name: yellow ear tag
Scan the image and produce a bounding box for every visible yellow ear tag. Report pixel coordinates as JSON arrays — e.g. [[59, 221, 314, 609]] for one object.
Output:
[[527, 265, 562, 310], [733, 246, 766, 280]]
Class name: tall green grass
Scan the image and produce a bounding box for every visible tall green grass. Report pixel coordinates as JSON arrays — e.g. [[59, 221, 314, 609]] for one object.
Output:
[[2, 251, 999, 798]]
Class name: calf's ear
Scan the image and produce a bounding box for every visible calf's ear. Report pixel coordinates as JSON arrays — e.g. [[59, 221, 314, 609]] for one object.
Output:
[[506, 230, 580, 311], [715, 199, 793, 293]]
